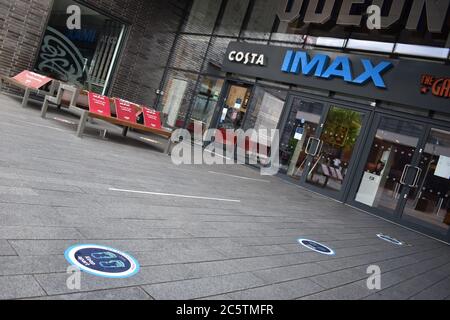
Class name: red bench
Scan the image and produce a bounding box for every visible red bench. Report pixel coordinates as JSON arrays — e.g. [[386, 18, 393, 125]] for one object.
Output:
[[41, 84, 173, 153]]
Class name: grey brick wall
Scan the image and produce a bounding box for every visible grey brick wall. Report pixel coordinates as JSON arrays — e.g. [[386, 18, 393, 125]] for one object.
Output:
[[0, 0, 51, 77], [0, 0, 188, 107]]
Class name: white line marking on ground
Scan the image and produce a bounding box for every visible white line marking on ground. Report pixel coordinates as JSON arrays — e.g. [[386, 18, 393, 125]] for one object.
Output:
[[208, 171, 270, 183], [108, 187, 241, 203]]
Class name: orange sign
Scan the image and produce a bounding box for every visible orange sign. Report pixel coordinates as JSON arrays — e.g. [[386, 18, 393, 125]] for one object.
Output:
[[421, 75, 450, 98], [12, 71, 52, 89]]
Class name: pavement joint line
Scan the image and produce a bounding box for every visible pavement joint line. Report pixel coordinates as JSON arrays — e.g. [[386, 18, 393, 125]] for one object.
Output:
[[108, 187, 241, 203], [138, 285, 156, 300], [6, 118, 66, 133], [32, 274, 49, 297], [407, 268, 450, 300], [361, 259, 450, 300], [207, 171, 271, 183], [20, 285, 154, 300], [297, 251, 450, 300]]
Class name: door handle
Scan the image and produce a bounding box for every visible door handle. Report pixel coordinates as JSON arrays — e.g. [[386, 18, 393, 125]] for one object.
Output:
[[409, 167, 423, 188], [400, 165, 422, 188], [399, 164, 411, 185], [305, 137, 323, 157]]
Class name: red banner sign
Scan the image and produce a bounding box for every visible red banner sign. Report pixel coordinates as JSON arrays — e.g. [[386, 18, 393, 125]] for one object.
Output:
[[12, 71, 52, 89], [143, 107, 162, 129], [114, 98, 140, 123], [88, 92, 111, 117]]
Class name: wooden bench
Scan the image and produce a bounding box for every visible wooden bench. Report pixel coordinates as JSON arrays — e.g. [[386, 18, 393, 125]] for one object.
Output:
[[41, 84, 173, 153], [0, 74, 58, 108]]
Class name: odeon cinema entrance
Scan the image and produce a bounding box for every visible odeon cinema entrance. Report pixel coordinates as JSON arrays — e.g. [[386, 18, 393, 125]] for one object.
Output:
[[220, 42, 450, 242], [278, 94, 369, 202]]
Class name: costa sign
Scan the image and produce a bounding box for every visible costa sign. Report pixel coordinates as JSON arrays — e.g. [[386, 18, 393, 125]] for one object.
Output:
[[277, 0, 449, 35], [228, 51, 265, 66]]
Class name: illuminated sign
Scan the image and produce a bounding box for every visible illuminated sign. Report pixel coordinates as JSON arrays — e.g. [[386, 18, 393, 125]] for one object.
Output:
[[281, 50, 393, 88], [65, 244, 140, 278], [228, 51, 265, 66]]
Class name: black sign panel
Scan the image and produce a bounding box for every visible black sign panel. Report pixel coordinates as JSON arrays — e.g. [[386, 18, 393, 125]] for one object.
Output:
[[222, 42, 450, 114]]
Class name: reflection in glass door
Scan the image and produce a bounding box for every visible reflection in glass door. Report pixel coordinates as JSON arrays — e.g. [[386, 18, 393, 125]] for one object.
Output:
[[279, 98, 325, 179], [402, 128, 450, 235], [306, 106, 364, 192], [354, 117, 425, 214]]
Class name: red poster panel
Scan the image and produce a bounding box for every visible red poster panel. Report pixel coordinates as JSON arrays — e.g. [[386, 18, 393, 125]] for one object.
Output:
[[114, 98, 139, 123], [143, 107, 162, 129], [88, 92, 111, 117], [12, 71, 52, 89]]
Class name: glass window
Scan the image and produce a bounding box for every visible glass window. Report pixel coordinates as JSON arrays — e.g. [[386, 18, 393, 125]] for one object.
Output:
[[355, 118, 424, 212], [241, 0, 278, 39], [403, 128, 450, 234], [306, 106, 365, 192], [34, 0, 125, 93], [159, 70, 199, 128], [184, 0, 222, 34], [170, 35, 210, 72], [215, 0, 249, 37], [244, 86, 286, 132], [244, 86, 287, 162], [186, 77, 224, 134]]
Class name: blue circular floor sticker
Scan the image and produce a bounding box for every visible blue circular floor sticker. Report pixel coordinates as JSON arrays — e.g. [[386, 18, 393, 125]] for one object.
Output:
[[377, 234, 404, 246], [65, 244, 140, 278], [298, 239, 335, 255]]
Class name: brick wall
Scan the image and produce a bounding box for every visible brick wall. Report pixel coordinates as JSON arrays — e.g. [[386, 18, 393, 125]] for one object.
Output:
[[0, 0, 188, 107], [0, 0, 51, 77]]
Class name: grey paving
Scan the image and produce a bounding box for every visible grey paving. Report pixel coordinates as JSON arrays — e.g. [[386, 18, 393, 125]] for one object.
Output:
[[0, 93, 450, 300]]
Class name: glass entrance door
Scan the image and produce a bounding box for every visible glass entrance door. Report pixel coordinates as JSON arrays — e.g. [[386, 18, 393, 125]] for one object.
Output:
[[401, 128, 450, 237], [279, 96, 368, 201], [352, 116, 450, 241], [306, 106, 365, 194], [279, 97, 325, 179], [353, 115, 425, 215]]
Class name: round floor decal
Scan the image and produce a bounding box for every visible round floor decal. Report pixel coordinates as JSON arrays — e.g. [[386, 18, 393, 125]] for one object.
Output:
[[65, 244, 140, 278], [377, 234, 404, 246], [298, 239, 335, 255]]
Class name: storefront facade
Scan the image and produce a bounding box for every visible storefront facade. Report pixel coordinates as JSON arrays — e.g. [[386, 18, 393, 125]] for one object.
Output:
[[1, 0, 449, 242], [156, 0, 450, 242]]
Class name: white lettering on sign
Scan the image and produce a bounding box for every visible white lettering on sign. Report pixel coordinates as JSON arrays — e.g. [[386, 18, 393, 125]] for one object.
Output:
[[228, 51, 265, 66]]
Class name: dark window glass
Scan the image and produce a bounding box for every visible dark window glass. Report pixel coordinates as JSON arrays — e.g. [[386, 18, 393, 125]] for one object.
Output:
[[159, 70, 199, 128], [186, 77, 224, 134], [34, 0, 125, 93]]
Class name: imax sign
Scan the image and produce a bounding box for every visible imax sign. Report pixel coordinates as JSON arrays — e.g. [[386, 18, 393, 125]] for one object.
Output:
[[281, 50, 393, 88]]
